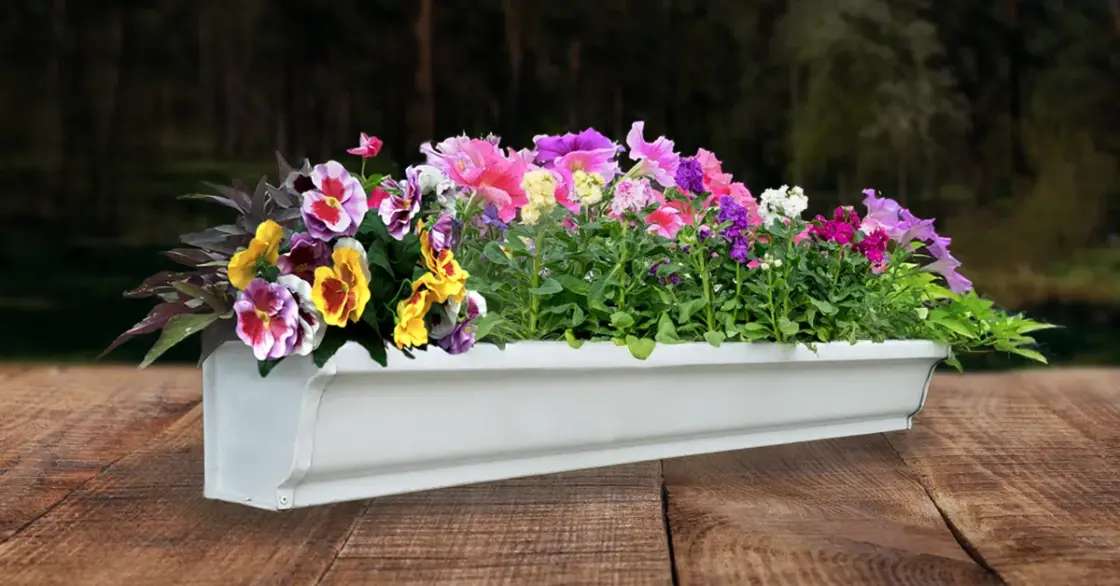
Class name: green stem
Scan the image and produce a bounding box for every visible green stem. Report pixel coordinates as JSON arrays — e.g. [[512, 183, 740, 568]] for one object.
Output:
[[697, 248, 716, 332], [616, 236, 629, 309], [766, 269, 783, 342], [360, 158, 367, 179], [528, 232, 543, 336], [735, 263, 743, 322]]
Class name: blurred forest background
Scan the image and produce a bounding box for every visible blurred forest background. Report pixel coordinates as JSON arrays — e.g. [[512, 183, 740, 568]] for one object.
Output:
[[0, 0, 1117, 367]]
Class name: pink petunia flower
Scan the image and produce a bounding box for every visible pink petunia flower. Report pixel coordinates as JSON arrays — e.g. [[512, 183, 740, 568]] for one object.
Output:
[[301, 161, 369, 241], [695, 148, 734, 197], [627, 121, 681, 188], [346, 133, 383, 158], [423, 137, 529, 222], [646, 205, 685, 239], [234, 279, 301, 361], [609, 177, 656, 218]]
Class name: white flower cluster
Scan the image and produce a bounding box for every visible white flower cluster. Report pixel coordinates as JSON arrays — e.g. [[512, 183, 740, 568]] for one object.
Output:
[[415, 165, 460, 216], [758, 252, 783, 271], [758, 185, 808, 226]]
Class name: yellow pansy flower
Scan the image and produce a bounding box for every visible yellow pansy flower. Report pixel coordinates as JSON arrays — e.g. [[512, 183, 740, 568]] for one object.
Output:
[[227, 220, 284, 290], [311, 238, 372, 327]]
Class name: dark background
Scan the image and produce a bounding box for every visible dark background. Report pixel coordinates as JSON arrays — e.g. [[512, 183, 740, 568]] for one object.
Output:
[[1, 0, 1117, 368]]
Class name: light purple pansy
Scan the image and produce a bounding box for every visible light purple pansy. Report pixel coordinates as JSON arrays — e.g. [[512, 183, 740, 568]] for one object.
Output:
[[300, 161, 369, 241], [234, 279, 300, 361]]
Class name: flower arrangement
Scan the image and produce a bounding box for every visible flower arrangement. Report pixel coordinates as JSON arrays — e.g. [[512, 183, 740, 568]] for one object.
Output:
[[105, 123, 1052, 375]]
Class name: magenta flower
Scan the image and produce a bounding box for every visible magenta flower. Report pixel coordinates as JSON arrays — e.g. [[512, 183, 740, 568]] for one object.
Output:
[[627, 121, 681, 188], [234, 279, 300, 361], [646, 205, 685, 239], [855, 229, 890, 266], [422, 136, 529, 222], [276, 275, 325, 356], [301, 161, 369, 241], [533, 128, 618, 165], [346, 132, 383, 158], [277, 232, 331, 284], [378, 170, 422, 240]]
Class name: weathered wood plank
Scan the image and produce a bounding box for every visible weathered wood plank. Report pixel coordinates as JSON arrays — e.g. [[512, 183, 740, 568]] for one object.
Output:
[[663, 435, 999, 585], [888, 369, 1120, 584], [0, 365, 199, 541], [316, 463, 673, 586], [0, 406, 365, 586]]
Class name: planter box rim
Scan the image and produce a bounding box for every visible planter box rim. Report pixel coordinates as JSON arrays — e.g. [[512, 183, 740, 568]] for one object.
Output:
[[215, 338, 948, 376]]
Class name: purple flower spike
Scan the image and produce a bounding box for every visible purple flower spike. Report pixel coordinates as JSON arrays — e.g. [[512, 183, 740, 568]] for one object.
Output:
[[675, 157, 705, 195]]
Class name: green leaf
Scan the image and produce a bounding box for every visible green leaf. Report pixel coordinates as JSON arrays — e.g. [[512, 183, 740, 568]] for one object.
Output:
[[809, 298, 837, 316], [529, 278, 563, 296], [656, 313, 681, 344], [140, 313, 221, 368], [704, 331, 726, 347], [777, 317, 799, 337], [483, 240, 512, 266], [354, 336, 388, 367], [610, 311, 635, 329], [1009, 347, 1048, 364], [564, 329, 585, 349], [625, 336, 656, 360], [720, 298, 741, 312], [930, 316, 977, 339], [555, 274, 590, 295], [367, 241, 394, 276], [472, 313, 502, 342], [678, 298, 708, 323], [258, 358, 284, 378], [312, 329, 347, 368], [571, 305, 586, 327], [944, 351, 963, 372]]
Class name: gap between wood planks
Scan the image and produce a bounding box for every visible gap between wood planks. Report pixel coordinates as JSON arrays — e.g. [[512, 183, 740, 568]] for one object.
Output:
[[881, 434, 1007, 585]]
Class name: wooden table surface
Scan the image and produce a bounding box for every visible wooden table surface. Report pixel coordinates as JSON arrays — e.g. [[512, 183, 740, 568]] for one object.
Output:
[[0, 365, 1118, 585]]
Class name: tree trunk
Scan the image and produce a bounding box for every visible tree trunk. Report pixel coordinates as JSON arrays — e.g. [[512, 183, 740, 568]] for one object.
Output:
[[502, 0, 522, 138], [410, 0, 435, 148], [567, 38, 581, 129]]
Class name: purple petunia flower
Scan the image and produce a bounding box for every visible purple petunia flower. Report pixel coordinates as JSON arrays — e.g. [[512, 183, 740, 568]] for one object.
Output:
[[674, 157, 705, 195], [533, 128, 618, 165]]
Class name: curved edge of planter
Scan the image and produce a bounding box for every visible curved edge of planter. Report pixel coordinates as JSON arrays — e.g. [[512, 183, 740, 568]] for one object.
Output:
[[202, 338, 948, 511]]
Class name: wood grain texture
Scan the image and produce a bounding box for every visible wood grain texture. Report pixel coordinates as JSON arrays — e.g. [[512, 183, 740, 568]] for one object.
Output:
[[888, 369, 1120, 585], [663, 435, 1000, 586], [0, 406, 366, 586], [0, 365, 200, 541], [316, 463, 673, 586]]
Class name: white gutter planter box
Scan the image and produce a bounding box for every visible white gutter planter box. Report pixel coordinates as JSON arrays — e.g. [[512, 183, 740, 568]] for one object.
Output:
[[201, 339, 947, 511]]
